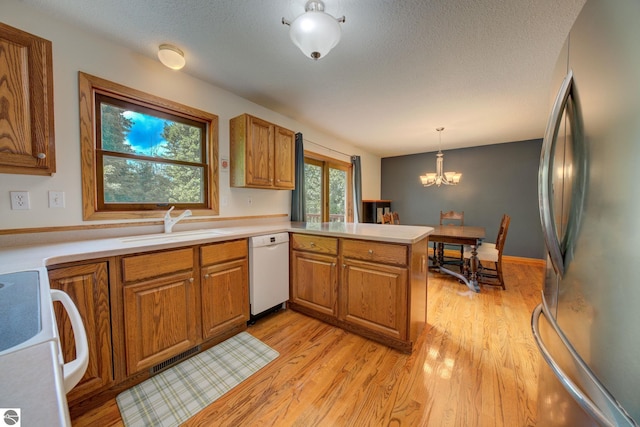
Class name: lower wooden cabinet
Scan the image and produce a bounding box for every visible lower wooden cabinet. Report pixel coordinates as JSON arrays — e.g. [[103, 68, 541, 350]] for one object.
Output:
[[341, 258, 408, 340], [289, 233, 428, 352], [200, 239, 249, 340], [290, 233, 339, 318], [290, 250, 338, 317], [121, 248, 197, 375], [123, 271, 198, 374], [119, 241, 250, 376], [47, 239, 252, 415], [47, 261, 113, 404]]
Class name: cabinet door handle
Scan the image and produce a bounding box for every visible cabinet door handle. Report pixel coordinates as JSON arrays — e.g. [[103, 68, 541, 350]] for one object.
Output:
[[189, 277, 194, 283], [204, 274, 210, 279], [310, 242, 316, 247], [343, 264, 346, 269], [36, 152, 46, 159], [368, 249, 374, 254]]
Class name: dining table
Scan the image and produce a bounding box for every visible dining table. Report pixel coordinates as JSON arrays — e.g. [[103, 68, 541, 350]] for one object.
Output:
[[427, 225, 486, 292]]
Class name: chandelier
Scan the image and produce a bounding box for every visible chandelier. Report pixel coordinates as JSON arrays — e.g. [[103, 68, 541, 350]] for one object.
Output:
[[420, 127, 462, 187], [282, 0, 346, 60]]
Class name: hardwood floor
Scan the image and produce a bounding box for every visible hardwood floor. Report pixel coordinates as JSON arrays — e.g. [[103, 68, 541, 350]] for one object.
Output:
[[72, 260, 544, 427]]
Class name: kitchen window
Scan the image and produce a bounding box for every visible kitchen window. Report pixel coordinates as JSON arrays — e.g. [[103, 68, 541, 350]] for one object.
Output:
[[79, 72, 219, 220], [304, 153, 352, 223]]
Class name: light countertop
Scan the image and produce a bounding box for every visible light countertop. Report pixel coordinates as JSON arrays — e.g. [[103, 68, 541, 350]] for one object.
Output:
[[0, 222, 432, 275]]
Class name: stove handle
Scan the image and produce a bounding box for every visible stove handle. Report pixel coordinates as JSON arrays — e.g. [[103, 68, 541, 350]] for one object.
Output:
[[51, 289, 89, 393]]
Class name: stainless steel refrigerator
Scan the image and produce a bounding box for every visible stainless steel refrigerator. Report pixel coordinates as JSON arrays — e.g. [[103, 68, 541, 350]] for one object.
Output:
[[532, 0, 640, 425]]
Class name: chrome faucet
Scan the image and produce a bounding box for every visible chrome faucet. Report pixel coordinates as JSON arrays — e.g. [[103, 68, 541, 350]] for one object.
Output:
[[163, 206, 192, 233]]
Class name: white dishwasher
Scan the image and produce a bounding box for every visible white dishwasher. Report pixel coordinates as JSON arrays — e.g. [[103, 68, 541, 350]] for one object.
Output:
[[249, 233, 290, 321]]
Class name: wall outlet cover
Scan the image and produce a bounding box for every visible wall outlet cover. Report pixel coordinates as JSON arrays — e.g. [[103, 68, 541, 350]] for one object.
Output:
[[10, 191, 30, 210]]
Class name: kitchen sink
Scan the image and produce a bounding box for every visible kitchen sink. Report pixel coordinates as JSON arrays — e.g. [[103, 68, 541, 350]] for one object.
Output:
[[120, 229, 235, 243]]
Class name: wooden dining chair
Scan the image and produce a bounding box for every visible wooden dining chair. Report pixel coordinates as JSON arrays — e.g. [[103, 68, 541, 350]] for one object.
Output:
[[381, 212, 393, 224], [437, 210, 465, 267], [463, 213, 511, 289], [391, 212, 400, 224], [440, 210, 464, 226]]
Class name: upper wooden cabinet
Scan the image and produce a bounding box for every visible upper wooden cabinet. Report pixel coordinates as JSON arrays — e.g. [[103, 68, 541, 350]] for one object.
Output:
[[0, 23, 55, 175], [230, 114, 295, 189]]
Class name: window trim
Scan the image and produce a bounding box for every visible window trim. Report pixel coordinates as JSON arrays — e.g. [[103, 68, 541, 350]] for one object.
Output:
[[304, 151, 353, 223], [79, 72, 219, 220]]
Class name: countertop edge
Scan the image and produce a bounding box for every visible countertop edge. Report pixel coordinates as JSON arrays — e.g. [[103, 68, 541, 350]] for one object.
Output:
[[0, 222, 433, 274]]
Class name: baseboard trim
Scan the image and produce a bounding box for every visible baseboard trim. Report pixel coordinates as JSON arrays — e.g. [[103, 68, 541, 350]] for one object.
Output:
[[503, 255, 545, 267]]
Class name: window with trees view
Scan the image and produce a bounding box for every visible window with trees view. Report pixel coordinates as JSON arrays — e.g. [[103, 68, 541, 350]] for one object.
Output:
[[304, 153, 352, 223], [79, 72, 219, 220]]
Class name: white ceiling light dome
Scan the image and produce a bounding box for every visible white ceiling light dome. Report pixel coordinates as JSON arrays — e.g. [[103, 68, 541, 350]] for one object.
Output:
[[157, 44, 185, 70], [282, 0, 345, 60]]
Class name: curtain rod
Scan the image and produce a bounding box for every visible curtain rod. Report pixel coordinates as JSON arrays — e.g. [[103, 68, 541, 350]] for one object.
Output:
[[303, 138, 354, 159]]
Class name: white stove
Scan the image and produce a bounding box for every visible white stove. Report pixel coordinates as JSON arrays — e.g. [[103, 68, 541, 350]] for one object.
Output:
[[0, 267, 88, 427]]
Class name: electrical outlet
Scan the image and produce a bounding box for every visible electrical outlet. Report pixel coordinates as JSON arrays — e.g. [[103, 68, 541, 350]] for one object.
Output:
[[10, 191, 30, 210], [49, 191, 65, 208]]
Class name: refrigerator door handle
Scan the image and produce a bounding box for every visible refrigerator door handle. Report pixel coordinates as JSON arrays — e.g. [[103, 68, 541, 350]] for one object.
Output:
[[531, 303, 638, 427], [539, 70, 573, 277]]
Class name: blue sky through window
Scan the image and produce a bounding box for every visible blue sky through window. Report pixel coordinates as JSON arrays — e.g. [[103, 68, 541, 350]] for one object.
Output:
[[122, 111, 168, 156]]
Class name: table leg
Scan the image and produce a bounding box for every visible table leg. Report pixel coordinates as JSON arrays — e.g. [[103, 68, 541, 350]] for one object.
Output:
[[437, 242, 444, 266], [469, 243, 480, 292], [438, 241, 480, 293]]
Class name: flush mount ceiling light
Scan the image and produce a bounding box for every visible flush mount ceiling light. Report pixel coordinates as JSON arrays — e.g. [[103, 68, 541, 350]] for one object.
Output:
[[157, 44, 185, 70], [282, 0, 346, 60], [420, 127, 462, 187]]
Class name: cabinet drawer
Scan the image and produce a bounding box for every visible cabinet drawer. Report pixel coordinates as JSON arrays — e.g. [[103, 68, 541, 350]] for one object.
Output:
[[291, 233, 338, 255], [122, 248, 194, 283], [200, 239, 248, 266], [342, 239, 407, 266]]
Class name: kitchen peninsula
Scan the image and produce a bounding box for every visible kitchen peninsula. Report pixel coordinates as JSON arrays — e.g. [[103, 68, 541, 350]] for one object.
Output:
[[0, 221, 431, 412]]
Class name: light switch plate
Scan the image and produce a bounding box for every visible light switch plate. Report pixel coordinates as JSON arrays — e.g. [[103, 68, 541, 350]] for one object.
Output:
[[10, 191, 30, 210], [49, 191, 65, 208]]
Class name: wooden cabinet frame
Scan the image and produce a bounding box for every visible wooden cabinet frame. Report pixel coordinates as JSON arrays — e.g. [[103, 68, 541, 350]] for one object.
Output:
[[0, 23, 55, 175]]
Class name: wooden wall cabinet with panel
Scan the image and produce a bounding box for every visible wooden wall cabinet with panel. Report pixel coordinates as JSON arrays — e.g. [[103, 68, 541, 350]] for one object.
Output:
[[120, 248, 198, 376], [200, 239, 249, 340], [0, 23, 55, 175], [229, 113, 295, 189], [290, 233, 339, 318], [289, 233, 428, 353], [47, 261, 114, 405]]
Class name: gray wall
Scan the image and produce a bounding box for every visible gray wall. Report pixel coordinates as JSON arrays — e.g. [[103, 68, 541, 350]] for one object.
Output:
[[381, 139, 546, 259]]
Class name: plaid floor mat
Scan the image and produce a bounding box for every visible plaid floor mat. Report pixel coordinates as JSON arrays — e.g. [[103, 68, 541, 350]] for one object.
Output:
[[116, 332, 279, 426]]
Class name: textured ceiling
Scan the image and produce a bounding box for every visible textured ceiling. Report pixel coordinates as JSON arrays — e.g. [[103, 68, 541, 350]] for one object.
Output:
[[21, 0, 586, 157]]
